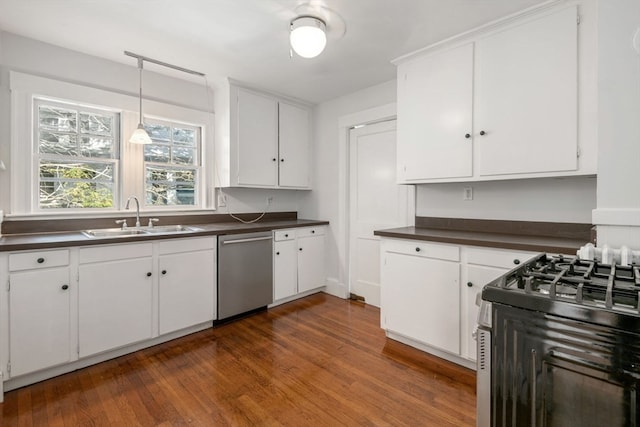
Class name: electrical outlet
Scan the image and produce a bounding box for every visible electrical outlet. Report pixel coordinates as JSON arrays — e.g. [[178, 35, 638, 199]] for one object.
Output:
[[217, 193, 227, 207], [266, 196, 274, 206], [463, 187, 473, 201]]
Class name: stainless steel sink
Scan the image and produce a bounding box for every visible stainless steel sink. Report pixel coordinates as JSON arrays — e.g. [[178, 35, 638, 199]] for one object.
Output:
[[144, 225, 202, 234], [82, 225, 202, 238], [82, 228, 150, 238]]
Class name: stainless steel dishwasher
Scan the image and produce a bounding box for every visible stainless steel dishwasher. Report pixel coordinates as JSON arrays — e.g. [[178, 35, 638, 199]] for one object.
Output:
[[217, 231, 273, 321]]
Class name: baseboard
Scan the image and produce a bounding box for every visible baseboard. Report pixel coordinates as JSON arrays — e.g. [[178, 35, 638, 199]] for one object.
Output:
[[324, 277, 348, 299]]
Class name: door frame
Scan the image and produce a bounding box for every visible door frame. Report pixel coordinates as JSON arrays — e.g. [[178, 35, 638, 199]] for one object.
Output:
[[336, 103, 415, 298]]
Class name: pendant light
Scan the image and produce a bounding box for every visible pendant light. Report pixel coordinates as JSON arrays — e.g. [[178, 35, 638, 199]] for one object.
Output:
[[290, 16, 327, 58], [129, 57, 152, 144]]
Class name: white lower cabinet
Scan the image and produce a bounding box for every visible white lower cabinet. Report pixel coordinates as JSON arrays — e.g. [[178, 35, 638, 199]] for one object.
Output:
[[381, 240, 461, 355], [380, 237, 537, 367], [273, 227, 326, 303], [7, 249, 72, 377], [158, 237, 216, 335], [78, 243, 154, 358]]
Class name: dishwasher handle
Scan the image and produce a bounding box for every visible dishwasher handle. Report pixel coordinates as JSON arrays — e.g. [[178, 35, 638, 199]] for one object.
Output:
[[221, 236, 273, 245]]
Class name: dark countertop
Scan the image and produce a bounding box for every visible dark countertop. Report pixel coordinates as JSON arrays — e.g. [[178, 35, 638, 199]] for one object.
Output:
[[374, 226, 586, 255], [0, 219, 329, 252]]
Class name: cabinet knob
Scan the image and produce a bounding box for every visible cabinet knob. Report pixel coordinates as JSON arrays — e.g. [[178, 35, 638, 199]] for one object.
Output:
[[276, 252, 280, 255], [415, 247, 421, 252], [479, 130, 486, 136], [465, 133, 471, 139], [146, 272, 152, 277], [311, 230, 315, 234], [513, 259, 521, 265], [299, 248, 303, 251], [37, 257, 45, 264], [284, 234, 289, 238], [467, 282, 473, 288], [162, 270, 167, 275], [280, 158, 285, 162], [272, 158, 277, 162], [61, 284, 69, 290]]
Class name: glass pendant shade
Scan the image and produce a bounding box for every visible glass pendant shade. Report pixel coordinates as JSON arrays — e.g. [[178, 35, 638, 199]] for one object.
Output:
[[130, 123, 152, 144], [290, 16, 327, 58]]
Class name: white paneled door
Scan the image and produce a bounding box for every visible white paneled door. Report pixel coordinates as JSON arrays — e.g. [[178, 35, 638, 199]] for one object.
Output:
[[349, 120, 412, 306]]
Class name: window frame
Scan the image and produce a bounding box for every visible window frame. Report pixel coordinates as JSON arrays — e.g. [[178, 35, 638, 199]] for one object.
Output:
[[9, 71, 215, 216], [33, 98, 121, 212]]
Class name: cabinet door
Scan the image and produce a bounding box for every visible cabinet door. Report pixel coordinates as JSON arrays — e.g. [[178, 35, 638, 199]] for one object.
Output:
[[382, 252, 460, 354], [397, 43, 473, 181], [274, 239, 298, 300], [79, 258, 153, 357], [297, 235, 325, 293], [9, 267, 71, 377], [158, 249, 215, 335], [278, 101, 310, 188], [236, 88, 278, 186], [462, 264, 508, 361], [475, 6, 578, 176]]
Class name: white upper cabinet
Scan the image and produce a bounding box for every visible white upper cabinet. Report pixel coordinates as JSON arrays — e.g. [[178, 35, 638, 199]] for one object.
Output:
[[236, 88, 279, 187], [397, 43, 474, 181], [475, 6, 578, 177], [394, 4, 595, 183], [225, 83, 312, 189]]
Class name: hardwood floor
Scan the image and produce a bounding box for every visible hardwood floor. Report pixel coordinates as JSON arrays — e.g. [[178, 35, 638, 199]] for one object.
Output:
[[1, 293, 476, 426]]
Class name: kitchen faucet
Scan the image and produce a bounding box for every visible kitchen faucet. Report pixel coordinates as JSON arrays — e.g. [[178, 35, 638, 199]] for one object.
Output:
[[125, 195, 142, 228]]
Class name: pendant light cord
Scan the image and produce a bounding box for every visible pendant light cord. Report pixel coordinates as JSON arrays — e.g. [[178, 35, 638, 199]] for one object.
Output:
[[137, 58, 144, 125]]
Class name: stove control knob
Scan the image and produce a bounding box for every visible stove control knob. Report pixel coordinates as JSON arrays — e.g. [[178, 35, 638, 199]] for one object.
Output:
[[513, 259, 521, 265], [467, 282, 473, 288]]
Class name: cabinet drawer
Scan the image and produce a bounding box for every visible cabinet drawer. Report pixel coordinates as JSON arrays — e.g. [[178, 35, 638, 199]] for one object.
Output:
[[9, 249, 70, 271], [296, 227, 325, 238], [466, 247, 537, 269], [274, 229, 296, 241], [382, 239, 459, 262], [79, 242, 153, 264], [158, 236, 215, 255]]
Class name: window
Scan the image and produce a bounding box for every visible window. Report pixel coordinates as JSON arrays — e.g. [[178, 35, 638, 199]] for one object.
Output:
[[36, 99, 119, 210], [143, 120, 201, 207]]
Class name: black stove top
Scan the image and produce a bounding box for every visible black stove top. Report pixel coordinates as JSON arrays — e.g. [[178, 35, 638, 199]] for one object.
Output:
[[482, 253, 640, 329]]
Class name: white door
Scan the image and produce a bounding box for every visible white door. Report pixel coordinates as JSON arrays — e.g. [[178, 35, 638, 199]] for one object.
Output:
[[349, 120, 412, 307]]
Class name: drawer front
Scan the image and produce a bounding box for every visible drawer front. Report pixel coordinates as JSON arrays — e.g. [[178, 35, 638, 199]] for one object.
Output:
[[158, 236, 215, 255], [9, 249, 70, 271], [466, 247, 537, 269], [79, 242, 153, 264], [274, 229, 296, 242], [296, 227, 325, 238], [382, 238, 459, 262]]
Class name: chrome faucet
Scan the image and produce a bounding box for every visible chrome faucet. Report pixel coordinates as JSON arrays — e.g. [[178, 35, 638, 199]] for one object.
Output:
[[125, 196, 142, 228]]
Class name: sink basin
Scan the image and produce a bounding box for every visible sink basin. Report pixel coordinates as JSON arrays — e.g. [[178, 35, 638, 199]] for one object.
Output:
[[82, 228, 150, 238], [144, 225, 202, 234], [82, 225, 203, 238]]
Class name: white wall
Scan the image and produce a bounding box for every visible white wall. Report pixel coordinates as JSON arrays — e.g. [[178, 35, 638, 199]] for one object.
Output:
[[593, 0, 640, 248], [417, 177, 596, 223], [299, 80, 397, 297], [0, 32, 301, 215]]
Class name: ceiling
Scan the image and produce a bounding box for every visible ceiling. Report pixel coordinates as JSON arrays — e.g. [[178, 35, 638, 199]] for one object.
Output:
[[0, 0, 547, 104]]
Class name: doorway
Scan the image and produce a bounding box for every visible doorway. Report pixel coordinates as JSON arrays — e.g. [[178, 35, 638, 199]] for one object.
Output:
[[348, 120, 413, 306]]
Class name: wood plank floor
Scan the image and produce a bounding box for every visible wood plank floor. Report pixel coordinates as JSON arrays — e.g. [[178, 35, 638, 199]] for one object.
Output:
[[1, 293, 476, 426]]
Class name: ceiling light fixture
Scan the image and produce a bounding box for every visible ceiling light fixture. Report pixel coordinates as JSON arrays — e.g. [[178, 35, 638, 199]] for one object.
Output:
[[290, 16, 327, 58], [129, 57, 152, 144]]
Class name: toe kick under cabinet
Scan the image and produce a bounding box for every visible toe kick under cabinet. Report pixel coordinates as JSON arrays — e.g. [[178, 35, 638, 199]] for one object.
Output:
[[380, 237, 535, 369], [0, 236, 216, 400]]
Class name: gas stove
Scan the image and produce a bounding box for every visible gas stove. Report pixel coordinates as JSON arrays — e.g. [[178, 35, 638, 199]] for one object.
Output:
[[482, 252, 640, 329]]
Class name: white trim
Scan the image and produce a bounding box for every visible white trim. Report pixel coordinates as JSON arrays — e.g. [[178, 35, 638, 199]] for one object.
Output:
[[323, 277, 348, 299], [592, 208, 640, 226], [337, 102, 415, 298]]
